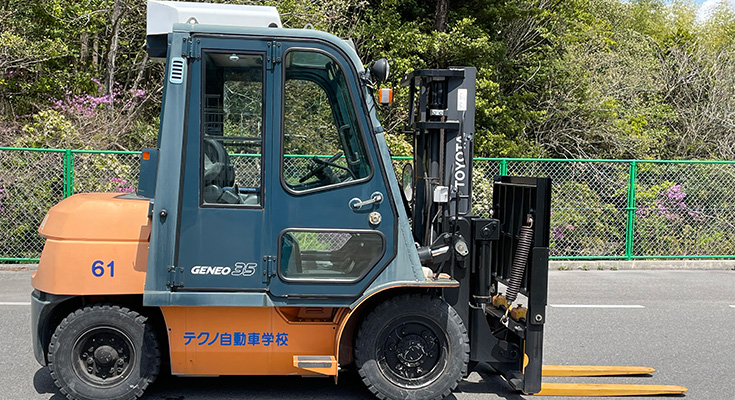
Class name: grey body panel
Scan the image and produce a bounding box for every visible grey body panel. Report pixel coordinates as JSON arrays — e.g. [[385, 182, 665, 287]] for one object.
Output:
[[143, 23, 434, 308], [144, 32, 191, 304]]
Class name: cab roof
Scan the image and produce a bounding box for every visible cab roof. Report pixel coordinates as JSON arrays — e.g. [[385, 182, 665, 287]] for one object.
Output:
[[146, 1, 364, 73], [147, 1, 282, 35]]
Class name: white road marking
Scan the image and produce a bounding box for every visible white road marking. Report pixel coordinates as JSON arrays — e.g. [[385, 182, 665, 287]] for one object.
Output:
[[0, 302, 31, 306], [729, 305, 735, 308], [550, 304, 645, 309]]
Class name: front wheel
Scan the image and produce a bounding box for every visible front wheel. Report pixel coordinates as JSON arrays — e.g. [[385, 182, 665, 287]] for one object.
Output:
[[48, 304, 160, 400], [355, 294, 469, 400]]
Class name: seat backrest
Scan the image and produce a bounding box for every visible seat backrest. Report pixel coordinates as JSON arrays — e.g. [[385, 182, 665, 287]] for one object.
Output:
[[203, 138, 235, 188], [280, 233, 302, 275]]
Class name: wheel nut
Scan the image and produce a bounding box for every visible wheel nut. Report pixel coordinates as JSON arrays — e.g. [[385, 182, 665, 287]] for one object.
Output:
[[117, 359, 124, 366], [87, 358, 94, 364], [117, 368, 123, 373], [87, 367, 93, 373]]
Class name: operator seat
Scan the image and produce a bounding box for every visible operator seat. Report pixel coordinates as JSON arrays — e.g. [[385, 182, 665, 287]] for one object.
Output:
[[281, 233, 303, 276], [202, 138, 236, 203], [334, 234, 382, 276]]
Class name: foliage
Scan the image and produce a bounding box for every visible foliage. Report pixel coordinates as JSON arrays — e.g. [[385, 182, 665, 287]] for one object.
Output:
[[383, 132, 412, 157], [0, 0, 162, 150], [2, 0, 735, 159], [549, 180, 624, 256], [534, 0, 735, 160]]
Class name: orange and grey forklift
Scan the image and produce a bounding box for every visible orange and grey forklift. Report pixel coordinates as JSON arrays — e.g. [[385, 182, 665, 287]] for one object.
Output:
[[30, 2, 687, 399]]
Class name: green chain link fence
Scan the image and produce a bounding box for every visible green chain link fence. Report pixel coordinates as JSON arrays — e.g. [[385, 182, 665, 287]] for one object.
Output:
[[3, 147, 735, 262]]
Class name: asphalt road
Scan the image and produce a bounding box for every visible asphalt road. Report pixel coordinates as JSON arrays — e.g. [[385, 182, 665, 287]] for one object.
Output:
[[1, 269, 733, 400]]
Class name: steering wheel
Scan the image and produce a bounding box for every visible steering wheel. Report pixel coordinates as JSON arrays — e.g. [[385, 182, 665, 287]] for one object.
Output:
[[203, 138, 227, 184], [298, 151, 345, 183]]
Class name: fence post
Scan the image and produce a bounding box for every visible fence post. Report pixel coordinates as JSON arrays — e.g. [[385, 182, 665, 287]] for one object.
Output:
[[624, 161, 638, 260], [499, 159, 508, 176], [63, 149, 74, 198]]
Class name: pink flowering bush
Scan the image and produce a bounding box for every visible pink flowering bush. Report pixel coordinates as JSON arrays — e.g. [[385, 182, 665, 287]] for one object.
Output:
[[51, 79, 147, 119], [636, 184, 701, 221], [632, 177, 734, 256], [109, 177, 135, 193], [15, 78, 156, 151]]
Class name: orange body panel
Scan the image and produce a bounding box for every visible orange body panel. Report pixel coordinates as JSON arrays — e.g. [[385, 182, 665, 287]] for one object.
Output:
[[162, 306, 347, 375], [32, 193, 150, 295]]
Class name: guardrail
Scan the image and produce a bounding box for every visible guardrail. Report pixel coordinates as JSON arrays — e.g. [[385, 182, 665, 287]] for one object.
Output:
[[2, 147, 735, 262]]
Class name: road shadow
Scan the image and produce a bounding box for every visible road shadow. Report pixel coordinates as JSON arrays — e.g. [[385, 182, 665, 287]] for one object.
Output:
[[34, 363, 527, 400], [33, 368, 66, 399], [145, 368, 376, 400], [35, 366, 374, 400], [456, 363, 526, 400]]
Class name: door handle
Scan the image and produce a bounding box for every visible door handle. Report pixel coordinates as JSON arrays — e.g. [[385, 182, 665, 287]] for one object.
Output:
[[349, 192, 383, 210]]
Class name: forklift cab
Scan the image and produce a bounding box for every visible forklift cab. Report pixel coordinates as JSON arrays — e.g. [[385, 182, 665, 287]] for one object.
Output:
[[142, 10, 403, 304]]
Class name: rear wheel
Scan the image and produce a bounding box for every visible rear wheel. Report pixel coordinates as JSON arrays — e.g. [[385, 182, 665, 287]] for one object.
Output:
[[48, 304, 160, 400], [355, 294, 469, 400]]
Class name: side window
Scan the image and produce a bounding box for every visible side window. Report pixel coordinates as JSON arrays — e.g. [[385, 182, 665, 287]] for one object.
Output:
[[280, 230, 384, 281], [282, 50, 371, 192], [201, 52, 264, 206]]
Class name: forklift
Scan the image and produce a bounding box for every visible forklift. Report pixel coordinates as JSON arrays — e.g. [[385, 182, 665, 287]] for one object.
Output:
[[30, 2, 687, 399]]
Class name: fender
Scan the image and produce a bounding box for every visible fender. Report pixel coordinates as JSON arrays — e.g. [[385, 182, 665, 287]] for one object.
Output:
[[32, 193, 151, 295], [333, 279, 459, 370]]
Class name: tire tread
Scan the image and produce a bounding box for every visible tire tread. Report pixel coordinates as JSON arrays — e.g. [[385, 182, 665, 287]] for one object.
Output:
[[47, 304, 160, 400], [354, 294, 469, 400]]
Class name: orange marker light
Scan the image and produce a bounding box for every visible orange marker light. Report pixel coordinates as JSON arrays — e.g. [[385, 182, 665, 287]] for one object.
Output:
[[378, 88, 393, 105], [142, 151, 150, 160]]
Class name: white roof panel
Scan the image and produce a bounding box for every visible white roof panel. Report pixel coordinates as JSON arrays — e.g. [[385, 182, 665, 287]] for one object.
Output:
[[147, 1, 282, 35]]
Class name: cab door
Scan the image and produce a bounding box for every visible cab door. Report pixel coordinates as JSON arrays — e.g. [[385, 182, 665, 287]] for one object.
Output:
[[266, 42, 397, 298], [176, 37, 273, 291]]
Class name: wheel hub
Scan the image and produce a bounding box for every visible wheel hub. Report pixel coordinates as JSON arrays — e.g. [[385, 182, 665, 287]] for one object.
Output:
[[383, 323, 441, 381], [396, 334, 428, 367], [93, 345, 119, 366], [73, 327, 133, 384]]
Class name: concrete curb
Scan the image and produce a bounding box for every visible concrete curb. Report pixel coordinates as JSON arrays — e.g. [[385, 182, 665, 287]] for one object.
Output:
[[3, 261, 735, 272], [0, 264, 37, 271], [549, 259, 735, 271]]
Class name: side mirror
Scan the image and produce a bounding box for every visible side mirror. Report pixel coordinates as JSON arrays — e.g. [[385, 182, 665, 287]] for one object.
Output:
[[370, 58, 390, 82], [401, 163, 414, 202]]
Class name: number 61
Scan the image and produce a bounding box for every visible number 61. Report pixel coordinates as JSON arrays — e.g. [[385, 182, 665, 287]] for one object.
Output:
[[92, 260, 115, 277]]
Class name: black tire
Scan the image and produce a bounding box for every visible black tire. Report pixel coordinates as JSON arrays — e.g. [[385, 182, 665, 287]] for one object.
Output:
[[355, 294, 469, 400], [48, 304, 161, 400]]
